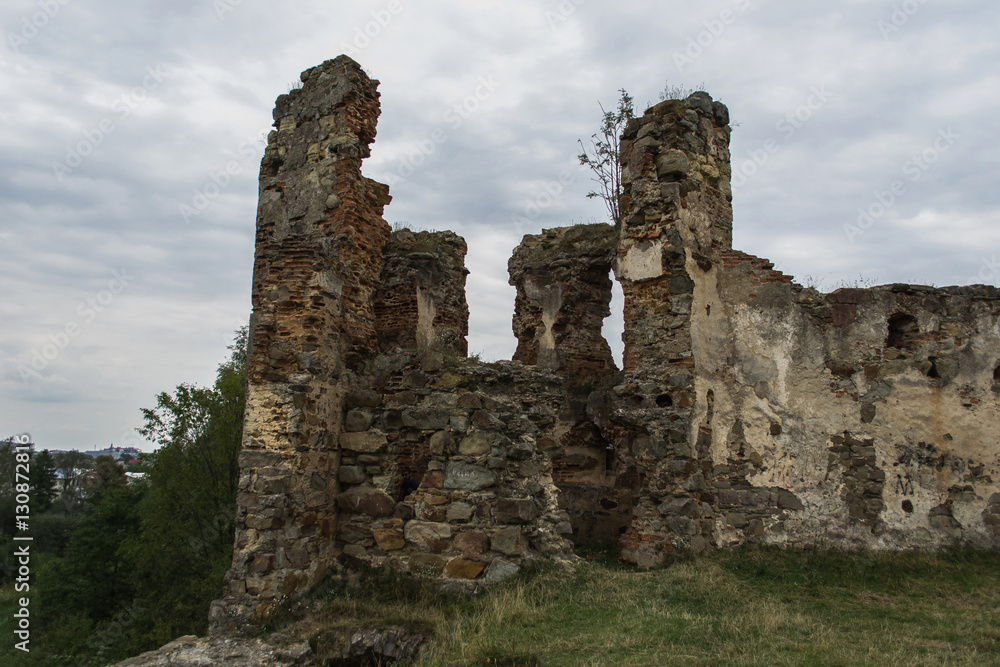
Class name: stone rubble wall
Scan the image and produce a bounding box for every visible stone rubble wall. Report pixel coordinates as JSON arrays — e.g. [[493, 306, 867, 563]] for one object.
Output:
[[333, 354, 575, 583]]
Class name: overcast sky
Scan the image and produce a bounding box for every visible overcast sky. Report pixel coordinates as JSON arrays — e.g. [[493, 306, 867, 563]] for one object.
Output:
[[2, 0, 998, 451]]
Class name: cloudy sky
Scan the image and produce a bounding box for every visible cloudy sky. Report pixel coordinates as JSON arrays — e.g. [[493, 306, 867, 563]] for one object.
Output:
[[2, 0, 998, 451]]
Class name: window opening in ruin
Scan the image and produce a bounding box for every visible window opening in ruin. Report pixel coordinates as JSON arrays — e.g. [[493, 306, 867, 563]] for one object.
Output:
[[886, 312, 919, 349], [994, 365, 1000, 382], [602, 270, 626, 368], [926, 356, 940, 379]]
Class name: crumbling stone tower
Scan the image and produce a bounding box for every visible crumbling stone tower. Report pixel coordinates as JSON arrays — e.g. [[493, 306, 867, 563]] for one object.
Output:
[[212, 57, 392, 629], [616, 92, 733, 375]]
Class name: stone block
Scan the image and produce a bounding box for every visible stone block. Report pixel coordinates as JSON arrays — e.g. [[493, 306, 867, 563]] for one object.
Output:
[[339, 466, 367, 485], [337, 486, 394, 517], [344, 410, 374, 432], [429, 430, 451, 454], [346, 389, 381, 408], [655, 149, 690, 178], [495, 499, 538, 524], [284, 547, 309, 569], [404, 521, 452, 552], [459, 431, 492, 456], [408, 554, 446, 575], [443, 462, 496, 491], [490, 527, 525, 556], [340, 432, 387, 453], [485, 558, 521, 583], [454, 530, 488, 554], [372, 529, 405, 551], [402, 408, 451, 430], [447, 502, 475, 522], [446, 557, 486, 579]]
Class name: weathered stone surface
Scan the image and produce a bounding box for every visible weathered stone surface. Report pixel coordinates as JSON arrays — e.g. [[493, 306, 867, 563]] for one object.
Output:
[[111, 635, 312, 666], [509, 224, 619, 385], [495, 499, 538, 524], [446, 502, 475, 522], [443, 462, 496, 491], [340, 432, 387, 453], [404, 521, 452, 552], [459, 431, 492, 456], [445, 557, 486, 579], [345, 410, 374, 432], [408, 554, 446, 575], [339, 466, 367, 485], [374, 229, 470, 356], [372, 529, 405, 551], [490, 527, 525, 556], [217, 55, 393, 627], [338, 486, 394, 517], [346, 389, 382, 408], [484, 558, 520, 583], [454, 530, 488, 554]]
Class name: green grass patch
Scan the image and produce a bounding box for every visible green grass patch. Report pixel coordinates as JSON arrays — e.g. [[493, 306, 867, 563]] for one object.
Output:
[[266, 549, 1000, 666]]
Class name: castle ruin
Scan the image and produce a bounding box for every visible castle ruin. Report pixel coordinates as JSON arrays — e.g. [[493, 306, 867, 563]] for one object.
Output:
[[210, 55, 1000, 631]]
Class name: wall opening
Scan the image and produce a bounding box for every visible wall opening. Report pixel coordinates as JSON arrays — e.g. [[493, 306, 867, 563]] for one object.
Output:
[[602, 270, 626, 369], [886, 312, 919, 350]]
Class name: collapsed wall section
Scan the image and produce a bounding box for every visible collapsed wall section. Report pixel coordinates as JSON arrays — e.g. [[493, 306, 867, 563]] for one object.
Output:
[[211, 56, 391, 632], [616, 93, 733, 375], [508, 224, 619, 383], [374, 229, 470, 356]]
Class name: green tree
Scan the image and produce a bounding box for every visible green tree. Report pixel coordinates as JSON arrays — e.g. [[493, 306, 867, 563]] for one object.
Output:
[[52, 450, 93, 508], [125, 326, 248, 644], [88, 454, 127, 503], [28, 449, 58, 512], [578, 89, 634, 226]]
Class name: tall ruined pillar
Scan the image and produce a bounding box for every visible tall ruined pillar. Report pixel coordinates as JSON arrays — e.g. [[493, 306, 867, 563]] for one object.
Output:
[[373, 229, 470, 356], [508, 224, 619, 384], [616, 92, 732, 375], [211, 56, 391, 631]]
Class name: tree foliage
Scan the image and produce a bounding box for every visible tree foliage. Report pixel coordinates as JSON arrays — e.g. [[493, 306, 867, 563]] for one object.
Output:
[[577, 89, 634, 226], [28, 449, 58, 513], [7, 327, 250, 665]]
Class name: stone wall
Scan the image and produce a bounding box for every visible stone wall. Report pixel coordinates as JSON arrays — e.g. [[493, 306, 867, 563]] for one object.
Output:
[[508, 224, 618, 383], [213, 58, 1000, 632], [374, 229, 470, 356]]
